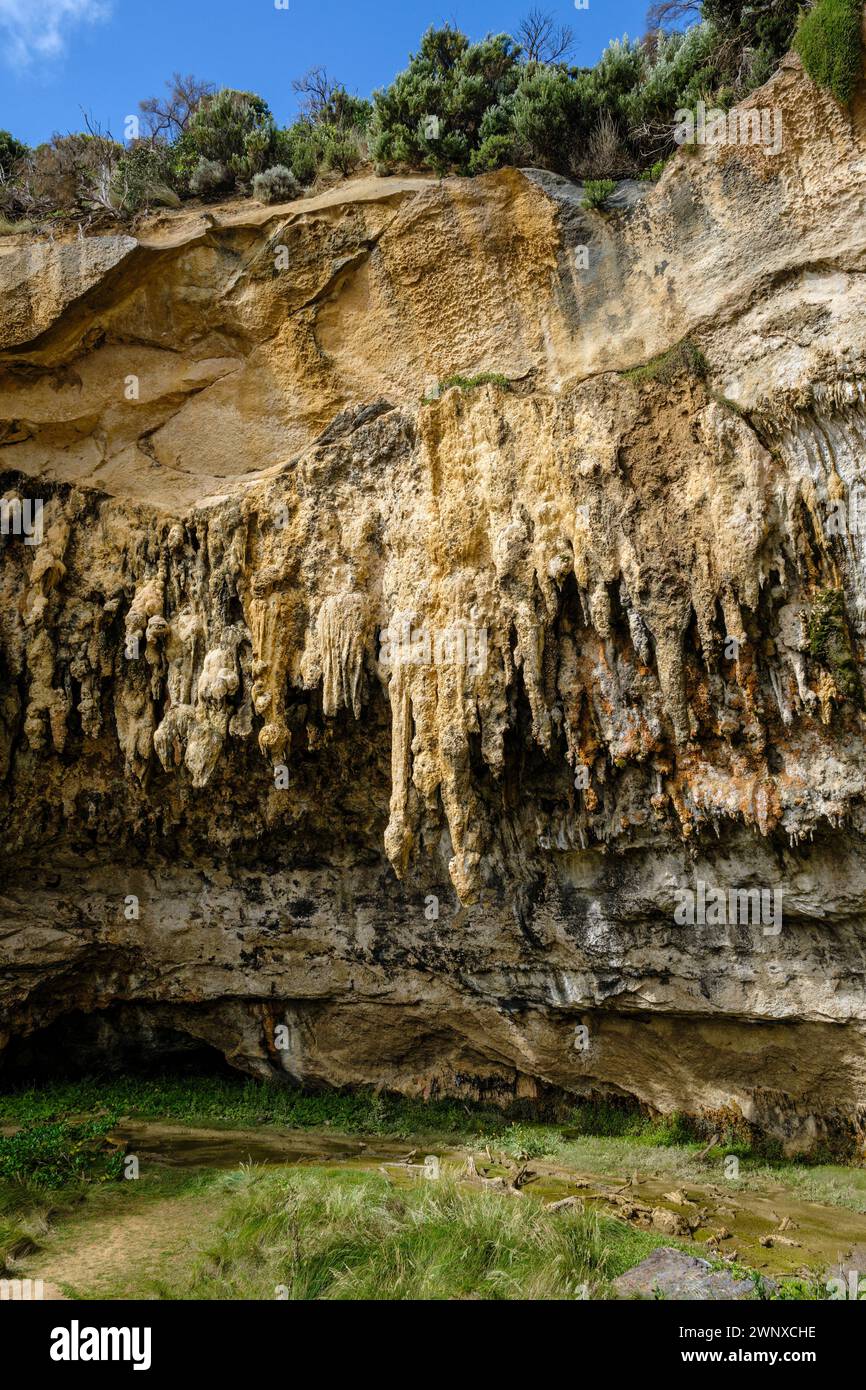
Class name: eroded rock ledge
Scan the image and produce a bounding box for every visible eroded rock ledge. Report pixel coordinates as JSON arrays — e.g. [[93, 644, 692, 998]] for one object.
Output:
[[2, 52, 866, 1152]]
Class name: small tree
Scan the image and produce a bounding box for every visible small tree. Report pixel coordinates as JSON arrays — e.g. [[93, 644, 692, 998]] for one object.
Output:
[[0, 130, 28, 181], [0, 131, 29, 218], [371, 26, 524, 174], [139, 73, 216, 143], [292, 67, 336, 122], [23, 132, 124, 216], [517, 8, 576, 64]]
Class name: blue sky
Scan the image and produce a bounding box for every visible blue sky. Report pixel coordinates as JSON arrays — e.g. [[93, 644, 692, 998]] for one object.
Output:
[[0, 0, 652, 145]]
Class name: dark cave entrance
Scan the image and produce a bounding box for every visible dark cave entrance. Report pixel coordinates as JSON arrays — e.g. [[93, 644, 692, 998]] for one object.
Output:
[[0, 1005, 238, 1082]]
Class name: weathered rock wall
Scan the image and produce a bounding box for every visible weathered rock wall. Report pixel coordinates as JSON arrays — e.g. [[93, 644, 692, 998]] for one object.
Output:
[[2, 50, 866, 1151]]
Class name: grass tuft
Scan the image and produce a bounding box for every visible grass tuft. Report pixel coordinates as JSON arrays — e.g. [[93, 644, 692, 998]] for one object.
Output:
[[622, 339, 709, 387], [424, 372, 511, 402], [151, 1167, 663, 1300], [0, 215, 35, 236]]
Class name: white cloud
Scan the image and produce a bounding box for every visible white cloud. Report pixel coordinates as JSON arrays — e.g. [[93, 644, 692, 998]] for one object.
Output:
[[0, 0, 111, 67]]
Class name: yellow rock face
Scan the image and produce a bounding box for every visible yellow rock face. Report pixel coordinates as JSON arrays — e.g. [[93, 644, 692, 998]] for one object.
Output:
[[2, 52, 866, 1147]]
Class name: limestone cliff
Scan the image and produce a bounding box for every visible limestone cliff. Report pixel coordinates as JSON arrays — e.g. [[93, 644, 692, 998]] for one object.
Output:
[[2, 49, 866, 1153]]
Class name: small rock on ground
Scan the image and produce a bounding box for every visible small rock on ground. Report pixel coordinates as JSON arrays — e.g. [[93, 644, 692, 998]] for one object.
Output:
[[612, 1247, 758, 1301]]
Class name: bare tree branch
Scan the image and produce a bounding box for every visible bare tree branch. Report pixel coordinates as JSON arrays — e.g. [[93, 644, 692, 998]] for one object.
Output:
[[139, 73, 215, 144], [292, 66, 336, 122], [517, 8, 576, 64], [646, 0, 702, 32]]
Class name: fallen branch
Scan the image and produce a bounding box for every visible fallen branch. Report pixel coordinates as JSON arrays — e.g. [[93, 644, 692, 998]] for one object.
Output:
[[696, 1134, 720, 1163]]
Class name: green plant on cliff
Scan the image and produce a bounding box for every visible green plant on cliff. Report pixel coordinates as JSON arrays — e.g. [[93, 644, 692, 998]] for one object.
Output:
[[252, 165, 300, 204], [0, 129, 28, 181], [640, 159, 667, 181], [423, 372, 512, 402], [273, 72, 371, 186], [509, 63, 584, 170], [582, 177, 616, 209], [188, 157, 233, 199], [794, 0, 864, 105], [441, 371, 511, 392], [700, 0, 802, 89], [623, 338, 709, 386], [808, 587, 864, 704]]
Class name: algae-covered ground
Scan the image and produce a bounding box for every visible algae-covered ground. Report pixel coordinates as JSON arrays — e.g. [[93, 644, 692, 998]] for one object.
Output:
[[1, 1078, 862, 1300]]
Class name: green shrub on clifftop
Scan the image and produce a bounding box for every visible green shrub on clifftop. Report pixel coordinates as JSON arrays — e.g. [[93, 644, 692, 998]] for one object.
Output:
[[0, 129, 28, 180], [795, 0, 864, 105], [111, 143, 181, 211], [252, 165, 299, 204], [179, 88, 278, 187]]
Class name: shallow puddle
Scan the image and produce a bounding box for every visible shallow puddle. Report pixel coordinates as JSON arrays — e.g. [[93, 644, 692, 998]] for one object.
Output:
[[108, 1119, 427, 1168]]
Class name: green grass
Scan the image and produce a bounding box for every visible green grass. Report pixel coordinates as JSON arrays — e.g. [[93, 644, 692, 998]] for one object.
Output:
[[0, 1076, 846, 1167], [0, 1117, 123, 1188], [582, 178, 616, 210], [0, 215, 35, 236], [150, 1166, 667, 1301], [482, 1122, 558, 1160], [0, 1077, 746, 1153], [564, 1100, 696, 1145], [0, 1181, 69, 1274], [1, 1075, 862, 1299], [795, 0, 864, 105], [639, 160, 667, 182], [3, 1076, 862, 1176], [0, 1076, 528, 1138], [622, 339, 709, 387], [424, 371, 511, 402]]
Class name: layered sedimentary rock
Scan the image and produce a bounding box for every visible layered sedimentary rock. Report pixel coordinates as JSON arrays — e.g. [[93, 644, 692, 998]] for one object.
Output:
[[2, 49, 866, 1151]]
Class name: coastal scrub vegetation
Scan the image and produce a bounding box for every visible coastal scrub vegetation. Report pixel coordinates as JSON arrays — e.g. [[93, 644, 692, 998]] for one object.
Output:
[[0, 1, 860, 231]]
